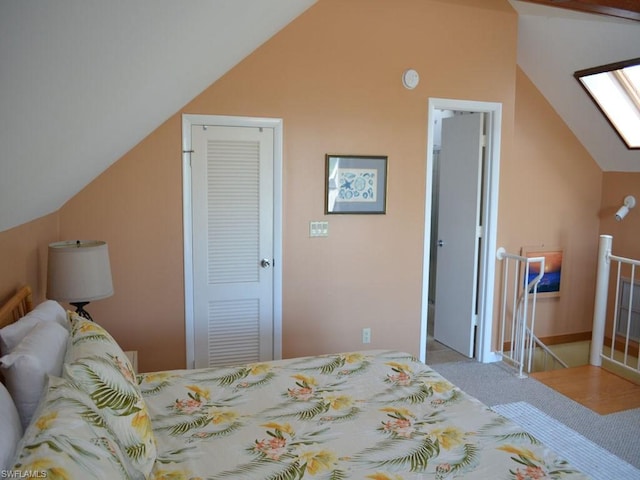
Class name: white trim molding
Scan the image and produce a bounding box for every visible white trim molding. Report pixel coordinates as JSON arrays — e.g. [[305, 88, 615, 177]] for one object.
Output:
[[420, 98, 502, 364]]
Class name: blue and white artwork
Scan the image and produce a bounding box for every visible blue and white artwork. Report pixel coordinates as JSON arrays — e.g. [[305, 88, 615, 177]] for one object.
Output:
[[337, 168, 377, 203], [325, 155, 387, 214]]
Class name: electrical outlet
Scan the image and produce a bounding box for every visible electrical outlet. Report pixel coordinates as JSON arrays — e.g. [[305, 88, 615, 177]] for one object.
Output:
[[362, 327, 371, 344]]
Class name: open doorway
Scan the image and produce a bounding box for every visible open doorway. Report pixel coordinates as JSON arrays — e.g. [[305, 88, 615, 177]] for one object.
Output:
[[419, 98, 503, 365]]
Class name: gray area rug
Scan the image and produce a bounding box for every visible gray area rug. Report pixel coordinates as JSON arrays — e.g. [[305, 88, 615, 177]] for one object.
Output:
[[430, 360, 640, 469], [493, 401, 640, 480]]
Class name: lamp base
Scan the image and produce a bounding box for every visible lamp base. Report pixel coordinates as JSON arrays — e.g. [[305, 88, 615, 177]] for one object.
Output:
[[70, 302, 93, 321]]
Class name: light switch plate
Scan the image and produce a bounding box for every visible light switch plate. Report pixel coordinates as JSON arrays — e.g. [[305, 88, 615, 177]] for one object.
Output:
[[309, 221, 329, 237]]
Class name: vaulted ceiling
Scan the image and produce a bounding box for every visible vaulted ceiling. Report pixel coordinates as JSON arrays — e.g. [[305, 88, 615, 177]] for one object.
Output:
[[510, 0, 640, 171], [518, 0, 640, 22], [0, 0, 316, 232], [0, 0, 638, 232]]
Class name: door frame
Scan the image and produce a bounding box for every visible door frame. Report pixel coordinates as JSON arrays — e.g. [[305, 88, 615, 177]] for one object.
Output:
[[182, 114, 283, 369], [419, 98, 502, 364]]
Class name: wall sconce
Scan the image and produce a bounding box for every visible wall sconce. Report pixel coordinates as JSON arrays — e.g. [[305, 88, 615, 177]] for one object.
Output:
[[615, 195, 636, 222], [47, 240, 114, 321]]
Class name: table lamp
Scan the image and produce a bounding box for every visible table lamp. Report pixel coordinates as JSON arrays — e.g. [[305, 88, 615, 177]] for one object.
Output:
[[46, 240, 113, 321]]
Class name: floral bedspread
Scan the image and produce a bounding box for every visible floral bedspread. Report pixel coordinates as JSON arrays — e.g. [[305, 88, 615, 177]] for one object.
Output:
[[140, 350, 588, 480]]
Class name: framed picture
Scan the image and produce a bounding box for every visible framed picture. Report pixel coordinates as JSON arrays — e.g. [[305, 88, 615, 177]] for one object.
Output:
[[521, 246, 564, 298], [325, 155, 388, 214]]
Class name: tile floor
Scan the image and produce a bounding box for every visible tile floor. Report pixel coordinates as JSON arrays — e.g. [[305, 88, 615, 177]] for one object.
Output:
[[426, 335, 471, 364], [425, 302, 472, 364]]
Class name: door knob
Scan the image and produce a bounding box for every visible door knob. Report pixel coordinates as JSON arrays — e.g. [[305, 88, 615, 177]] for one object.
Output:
[[438, 239, 445, 247], [260, 259, 271, 268]]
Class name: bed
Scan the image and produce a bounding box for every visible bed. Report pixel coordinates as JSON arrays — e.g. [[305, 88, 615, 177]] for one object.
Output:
[[0, 286, 589, 479]]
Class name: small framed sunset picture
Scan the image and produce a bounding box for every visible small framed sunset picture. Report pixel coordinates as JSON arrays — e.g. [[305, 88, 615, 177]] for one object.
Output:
[[521, 246, 564, 298]]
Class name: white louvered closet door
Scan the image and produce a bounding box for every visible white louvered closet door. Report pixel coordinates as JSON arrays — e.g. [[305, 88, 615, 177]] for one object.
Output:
[[191, 125, 274, 368]]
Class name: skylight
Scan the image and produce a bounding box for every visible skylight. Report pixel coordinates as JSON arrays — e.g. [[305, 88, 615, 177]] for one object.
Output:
[[575, 58, 640, 150]]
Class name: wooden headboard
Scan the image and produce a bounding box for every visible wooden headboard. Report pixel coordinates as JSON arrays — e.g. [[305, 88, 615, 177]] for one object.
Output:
[[0, 286, 34, 329]]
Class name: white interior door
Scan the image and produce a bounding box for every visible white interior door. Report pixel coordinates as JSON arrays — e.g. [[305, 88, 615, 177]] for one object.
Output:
[[190, 124, 275, 368], [433, 113, 484, 357]]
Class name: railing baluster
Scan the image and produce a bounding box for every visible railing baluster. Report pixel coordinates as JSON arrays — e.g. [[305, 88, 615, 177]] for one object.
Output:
[[623, 264, 635, 365], [496, 248, 551, 377], [611, 261, 622, 362], [592, 235, 640, 377]]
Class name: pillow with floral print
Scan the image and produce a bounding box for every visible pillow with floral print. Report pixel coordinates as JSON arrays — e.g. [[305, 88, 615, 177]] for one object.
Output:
[[12, 375, 144, 480], [63, 313, 156, 477]]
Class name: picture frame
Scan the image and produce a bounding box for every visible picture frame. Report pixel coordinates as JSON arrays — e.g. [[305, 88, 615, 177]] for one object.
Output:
[[521, 246, 564, 298], [325, 155, 388, 214]]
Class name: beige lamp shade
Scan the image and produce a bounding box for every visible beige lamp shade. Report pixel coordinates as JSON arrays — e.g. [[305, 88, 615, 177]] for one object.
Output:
[[47, 240, 114, 303]]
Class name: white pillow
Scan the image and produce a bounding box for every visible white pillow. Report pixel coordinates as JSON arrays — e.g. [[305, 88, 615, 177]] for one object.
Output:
[[0, 382, 23, 471], [0, 300, 67, 354], [0, 321, 69, 428]]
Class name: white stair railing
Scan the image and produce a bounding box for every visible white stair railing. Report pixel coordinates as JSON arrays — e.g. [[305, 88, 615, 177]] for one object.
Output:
[[591, 235, 640, 376], [529, 333, 569, 372], [496, 247, 562, 377]]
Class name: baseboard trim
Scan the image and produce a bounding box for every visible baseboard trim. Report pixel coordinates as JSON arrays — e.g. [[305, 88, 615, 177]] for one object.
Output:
[[481, 351, 502, 363], [604, 335, 639, 358]]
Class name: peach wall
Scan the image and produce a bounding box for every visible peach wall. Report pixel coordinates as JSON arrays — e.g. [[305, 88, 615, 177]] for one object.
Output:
[[58, 117, 185, 371], [58, 0, 518, 371], [599, 172, 640, 335], [0, 0, 610, 372], [599, 172, 640, 258], [0, 213, 58, 306], [504, 68, 602, 338]]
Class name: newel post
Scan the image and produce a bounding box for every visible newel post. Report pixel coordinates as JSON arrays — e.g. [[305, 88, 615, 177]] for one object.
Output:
[[590, 235, 612, 367]]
